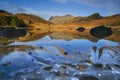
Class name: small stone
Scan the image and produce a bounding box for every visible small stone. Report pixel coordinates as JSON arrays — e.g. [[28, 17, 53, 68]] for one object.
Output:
[[2, 62, 11, 66], [80, 75, 99, 80], [114, 64, 120, 67], [76, 65, 88, 70], [93, 63, 103, 68], [76, 27, 85, 32], [61, 66, 67, 69], [106, 64, 112, 70], [43, 66, 52, 71], [92, 46, 97, 53], [28, 52, 32, 54], [64, 52, 68, 55], [32, 59, 34, 61], [40, 47, 44, 49]]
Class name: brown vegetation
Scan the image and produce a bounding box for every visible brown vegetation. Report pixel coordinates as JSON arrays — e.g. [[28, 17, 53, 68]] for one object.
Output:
[[0, 10, 120, 43], [49, 13, 120, 29], [16, 13, 51, 25]]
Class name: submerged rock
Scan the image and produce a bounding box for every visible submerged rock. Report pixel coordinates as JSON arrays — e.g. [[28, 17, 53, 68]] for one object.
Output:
[[90, 26, 113, 38], [43, 66, 53, 71], [80, 75, 99, 80], [2, 62, 11, 66], [64, 52, 68, 55], [93, 63, 103, 68], [92, 46, 97, 53], [75, 75, 99, 80]]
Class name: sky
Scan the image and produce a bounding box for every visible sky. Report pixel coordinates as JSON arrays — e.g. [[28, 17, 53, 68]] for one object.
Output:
[[0, 0, 120, 19]]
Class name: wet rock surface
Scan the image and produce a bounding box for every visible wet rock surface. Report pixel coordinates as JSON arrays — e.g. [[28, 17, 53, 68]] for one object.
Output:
[[90, 26, 113, 38]]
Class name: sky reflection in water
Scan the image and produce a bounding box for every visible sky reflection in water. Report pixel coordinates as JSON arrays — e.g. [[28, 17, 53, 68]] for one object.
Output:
[[0, 35, 120, 80]]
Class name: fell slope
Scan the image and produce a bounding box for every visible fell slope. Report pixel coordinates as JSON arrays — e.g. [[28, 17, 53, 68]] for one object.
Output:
[[49, 13, 120, 28], [16, 13, 50, 24]]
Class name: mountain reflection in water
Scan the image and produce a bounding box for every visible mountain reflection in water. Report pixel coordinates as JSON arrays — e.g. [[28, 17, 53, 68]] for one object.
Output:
[[0, 30, 120, 80]]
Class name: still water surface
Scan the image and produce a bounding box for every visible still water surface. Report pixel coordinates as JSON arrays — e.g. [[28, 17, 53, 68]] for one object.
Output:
[[0, 31, 120, 80]]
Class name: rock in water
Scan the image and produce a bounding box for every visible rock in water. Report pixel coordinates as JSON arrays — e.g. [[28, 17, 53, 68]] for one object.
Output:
[[76, 27, 85, 32], [75, 75, 99, 80], [2, 62, 11, 66], [80, 75, 99, 80], [92, 46, 97, 53], [90, 26, 113, 38]]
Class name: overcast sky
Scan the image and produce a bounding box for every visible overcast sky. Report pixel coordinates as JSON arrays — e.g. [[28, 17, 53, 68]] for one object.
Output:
[[0, 0, 120, 19]]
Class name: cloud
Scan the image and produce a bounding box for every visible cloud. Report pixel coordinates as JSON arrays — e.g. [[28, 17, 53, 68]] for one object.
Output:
[[76, 0, 120, 10], [19, 8, 52, 19], [0, 2, 26, 13], [0, 2, 71, 20], [53, 0, 120, 14], [0, 2, 52, 19], [23, 8, 71, 20], [0, 2, 47, 17]]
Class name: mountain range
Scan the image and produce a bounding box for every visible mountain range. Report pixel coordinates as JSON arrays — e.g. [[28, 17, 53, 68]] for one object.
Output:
[[0, 10, 120, 29], [49, 13, 120, 27]]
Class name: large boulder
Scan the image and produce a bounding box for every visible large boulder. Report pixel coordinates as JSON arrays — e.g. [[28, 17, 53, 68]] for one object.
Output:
[[90, 26, 113, 38]]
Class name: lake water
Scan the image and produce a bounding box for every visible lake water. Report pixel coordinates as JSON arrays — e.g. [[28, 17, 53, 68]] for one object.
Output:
[[0, 30, 120, 80]]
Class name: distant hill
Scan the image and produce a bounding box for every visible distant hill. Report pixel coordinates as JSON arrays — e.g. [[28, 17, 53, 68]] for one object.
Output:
[[49, 13, 103, 24], [49, 14, 74, 24], [1, 10, 120, 29], [0, 10, 13, 16], [15, 13, 52, 30], [49, 13, 120, 27], [87, 13, 103, 20], [0, 10, 51, 29]]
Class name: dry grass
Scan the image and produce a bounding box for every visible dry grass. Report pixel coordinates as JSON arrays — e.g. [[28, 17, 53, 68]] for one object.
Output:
[[16, 13, 50, 24]]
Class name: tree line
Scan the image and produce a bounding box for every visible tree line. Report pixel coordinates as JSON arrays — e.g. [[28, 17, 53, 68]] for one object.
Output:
[[0, 16, 27, 28]]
